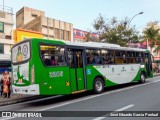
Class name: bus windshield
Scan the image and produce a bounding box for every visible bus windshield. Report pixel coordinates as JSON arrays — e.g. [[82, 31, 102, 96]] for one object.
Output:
[[12, 41, 30, 64]]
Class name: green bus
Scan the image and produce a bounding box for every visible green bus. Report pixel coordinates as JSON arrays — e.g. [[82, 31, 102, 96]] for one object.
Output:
[[11, 38, 153, 95]]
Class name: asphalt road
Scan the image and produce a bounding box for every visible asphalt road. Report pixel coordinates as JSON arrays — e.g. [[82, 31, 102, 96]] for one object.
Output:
[[1, 76, 160, 120]]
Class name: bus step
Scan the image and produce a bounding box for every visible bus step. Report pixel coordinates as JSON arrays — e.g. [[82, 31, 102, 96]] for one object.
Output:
[[71, 89, 87, 94]]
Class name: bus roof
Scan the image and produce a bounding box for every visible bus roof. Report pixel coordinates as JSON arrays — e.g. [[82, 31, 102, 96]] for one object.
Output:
[[63, 41, 147, 52], [17, 38, 148, 52]]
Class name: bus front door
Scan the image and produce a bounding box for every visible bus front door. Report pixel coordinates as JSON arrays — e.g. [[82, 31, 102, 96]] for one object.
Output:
[[145, 53, 153, 77], [68, 49, 86, 92]]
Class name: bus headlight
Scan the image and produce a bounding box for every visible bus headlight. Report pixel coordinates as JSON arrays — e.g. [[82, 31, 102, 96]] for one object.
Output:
[[141, 65, 145, 68]]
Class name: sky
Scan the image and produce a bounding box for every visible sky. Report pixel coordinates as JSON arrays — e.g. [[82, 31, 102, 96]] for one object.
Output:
[[1, 0, 160, 33]]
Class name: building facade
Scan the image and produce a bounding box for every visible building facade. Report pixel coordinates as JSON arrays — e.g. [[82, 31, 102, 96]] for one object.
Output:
[[73, 28, 99, 42], [0, 10, 14, 55], [16, 7, 73, 42], [13, 28, 43, 43]]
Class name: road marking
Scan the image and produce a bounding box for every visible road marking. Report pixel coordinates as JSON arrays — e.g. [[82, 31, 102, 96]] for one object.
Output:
[[92, 104, 134, 120], [115, 104, 134, 111], [0, 117, 15, 120], [92, 117, 106, 120], [39, 79, 160, 111]]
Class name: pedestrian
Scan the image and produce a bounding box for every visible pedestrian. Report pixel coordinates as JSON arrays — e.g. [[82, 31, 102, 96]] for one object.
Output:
[[0, 76, 3, 96], [1, 71, 11, 98]]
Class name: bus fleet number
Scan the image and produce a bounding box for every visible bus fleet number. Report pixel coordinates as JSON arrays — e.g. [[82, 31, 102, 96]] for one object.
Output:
[[49, 71, 63, 78]]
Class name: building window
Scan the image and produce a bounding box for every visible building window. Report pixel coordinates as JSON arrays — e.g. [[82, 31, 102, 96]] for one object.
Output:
[[66, 31, 70, 40], [31, 13, 38, 18], [49, 35, 54, 39], [0, 44, 4, 53], [5, 35, 11, 39], [43, 35, 48, 39], [0, 22, 4, 33], [55, 28, 59, 39], [60, 29, 64, 40]]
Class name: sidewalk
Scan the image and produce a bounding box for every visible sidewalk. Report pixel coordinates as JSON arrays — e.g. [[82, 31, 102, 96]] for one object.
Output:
[[154, 73, 160, 77], [0, 94, 44, 106]]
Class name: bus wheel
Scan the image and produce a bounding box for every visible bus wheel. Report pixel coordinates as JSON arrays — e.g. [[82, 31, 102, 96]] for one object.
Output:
[[139, 73, 146, 83], [93, 77, 104, 94]]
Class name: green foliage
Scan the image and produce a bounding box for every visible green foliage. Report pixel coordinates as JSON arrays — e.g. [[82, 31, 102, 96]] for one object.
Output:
[[153, 37, 160, 53], [153, 46, 160, 53], [84, 32, 99, 42], [143, 25, 160, 48], [92, 14, 140, 46]]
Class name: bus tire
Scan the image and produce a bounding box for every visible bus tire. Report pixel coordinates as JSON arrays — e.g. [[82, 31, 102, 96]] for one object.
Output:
[[93, 77, 104, 94], [139, 73, 146, 83]]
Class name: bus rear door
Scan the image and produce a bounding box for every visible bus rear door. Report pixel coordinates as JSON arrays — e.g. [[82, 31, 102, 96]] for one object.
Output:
[[67, 48, 86, 93]]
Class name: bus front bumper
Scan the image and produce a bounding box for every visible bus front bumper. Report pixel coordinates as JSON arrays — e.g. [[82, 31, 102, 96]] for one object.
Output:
[[12, 84, 40, 95]]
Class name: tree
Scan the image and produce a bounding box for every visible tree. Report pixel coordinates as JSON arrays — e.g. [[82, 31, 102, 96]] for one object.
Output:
[[92, 14, 140, 46], [153, 38, 160, 54], [143, 25, 160, 53], [153, 46, 160, 54], [84, 32, 99, 42]]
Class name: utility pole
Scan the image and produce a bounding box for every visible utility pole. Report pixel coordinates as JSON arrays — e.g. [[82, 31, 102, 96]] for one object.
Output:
[[127, 12, 143, 29], [3, 0, 4, 11]]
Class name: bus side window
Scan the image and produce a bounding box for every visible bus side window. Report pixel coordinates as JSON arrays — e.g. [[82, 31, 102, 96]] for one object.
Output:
[[86, 49, 95, 65], [40, 45, 66, 67], [76, 51, 83, 68], [87, 54, 95, 64], [51, 56, 59, 66], [94, 55, 101, 64], [42, 52, 52, 66], [135, 52, 144, 64], [126, 51, 136, 64], [69, 57, 74, 68], [115, 50, 126, 64], [44, 58, 52, 66]]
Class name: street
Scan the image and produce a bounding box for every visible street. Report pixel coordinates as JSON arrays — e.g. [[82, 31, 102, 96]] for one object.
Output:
[[1, 76, 160, 120]]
